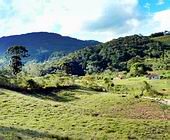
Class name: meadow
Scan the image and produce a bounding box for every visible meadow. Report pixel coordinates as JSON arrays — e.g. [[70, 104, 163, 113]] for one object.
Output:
[[0, 74, 169, 140]]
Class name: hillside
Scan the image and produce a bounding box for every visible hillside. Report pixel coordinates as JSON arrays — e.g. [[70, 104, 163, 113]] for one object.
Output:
[[0, 32, 100, 61], [152, 35, 170, 45], [0, 77, 169, 139], [47, 35, 170, 75]]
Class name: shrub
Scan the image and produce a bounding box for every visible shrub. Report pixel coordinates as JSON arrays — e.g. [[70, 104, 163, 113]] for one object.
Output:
[[128, 62, 149, 77], [0, 75, 12, 88], [142, 81, 162, 97], [90, 85, 107, 92], [82, 75, 95, 81], [112, 85, 129, 94], [103, 77, 114, 91], [63, 61, 85, 76], [26, 79, 41, 90]]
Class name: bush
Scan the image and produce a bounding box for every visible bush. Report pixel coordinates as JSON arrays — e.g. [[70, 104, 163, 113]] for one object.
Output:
[[112, 85, 129, 94], [90, 85, 107, 92], [142, 81, 162, 97], [63, 61, 85, 76], [26, 79, 41, 90], [0, 75, 13, 89], [128, 62, 149, 77], [82, 75, 95, 81], [103, 77, 114, 91]]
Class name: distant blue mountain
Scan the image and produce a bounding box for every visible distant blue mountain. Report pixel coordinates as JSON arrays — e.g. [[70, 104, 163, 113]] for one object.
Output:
[[0, 32, 100, 61]]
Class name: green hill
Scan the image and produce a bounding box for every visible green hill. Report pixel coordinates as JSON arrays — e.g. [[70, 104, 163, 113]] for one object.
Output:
[[46, 35, 169, 75], [152, 35, 170, 45]]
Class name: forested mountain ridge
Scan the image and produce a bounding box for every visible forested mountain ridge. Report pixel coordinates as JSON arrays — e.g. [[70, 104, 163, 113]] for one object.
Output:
[[50, 35, 170, 75], [0, 32, 100, 61]]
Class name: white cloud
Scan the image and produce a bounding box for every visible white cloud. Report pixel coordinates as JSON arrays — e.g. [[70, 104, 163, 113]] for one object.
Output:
[[153, 9, 170, 31], [131, 9, 170, 36], [157, 0, 165, 5], [85, 0, 139, 39], [0, 0, 104, 37], [0, 0, 140, 41], [0, 0, 169, 42]]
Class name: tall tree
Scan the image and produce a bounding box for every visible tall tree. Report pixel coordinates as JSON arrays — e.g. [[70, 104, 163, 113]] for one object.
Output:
[[63, 61, 85, 76], [7, 46, 29, 75]]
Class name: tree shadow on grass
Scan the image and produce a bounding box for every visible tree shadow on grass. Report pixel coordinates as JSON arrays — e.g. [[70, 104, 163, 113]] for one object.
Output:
[[0, 83, 105, 102], [26, 85, 81, 102], [0, 92, 5, 95], [25, 85, 107, 102], [0, 126, 71, 140], [0, 84, 81, 102]]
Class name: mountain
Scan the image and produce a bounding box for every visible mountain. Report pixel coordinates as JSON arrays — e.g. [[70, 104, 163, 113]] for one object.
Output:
[[49, 34, 170, 75], [0, 32, 100, 61]]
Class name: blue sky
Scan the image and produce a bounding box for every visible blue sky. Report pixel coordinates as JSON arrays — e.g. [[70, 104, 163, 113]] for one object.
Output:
[[0, 0, 170, 42], [139, 0, 170, 12]]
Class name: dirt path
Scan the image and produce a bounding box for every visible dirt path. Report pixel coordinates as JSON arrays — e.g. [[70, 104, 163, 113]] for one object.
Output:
[[144, 97, 170, 105]]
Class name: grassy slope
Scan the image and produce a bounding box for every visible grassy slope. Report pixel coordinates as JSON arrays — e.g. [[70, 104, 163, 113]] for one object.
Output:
[[113, 77, 170, 98], [152, 35, 170, 45], [0, 79, 170, 140]]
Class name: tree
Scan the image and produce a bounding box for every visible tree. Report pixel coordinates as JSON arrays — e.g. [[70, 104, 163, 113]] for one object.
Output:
[[63, 61, 85, 76], [7, 46, 29, 75], [129, 62, 149, 77]]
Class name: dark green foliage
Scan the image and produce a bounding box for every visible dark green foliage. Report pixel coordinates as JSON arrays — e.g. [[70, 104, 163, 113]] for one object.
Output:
[[7, 46, 29, 75], [128, 62, 150, 77], [7, 46, 29, 59], [127, 56, 143, 70], [142, 81, 162, 97], [55, 35, 169, 74], [0, 75, 11, 88], [90, 85, 107, 92], [104, 77, 114, 91], [112, 85, 129, 94], [63, 61, 85, 76], [10, 56, 22, 75], [150, 32, 164, 38], [26, 79, 40, 90]]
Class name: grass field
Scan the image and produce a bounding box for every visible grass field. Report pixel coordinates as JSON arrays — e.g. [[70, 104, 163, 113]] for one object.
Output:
[[0, 78, 170, 140], [114, 77, 170, 98]]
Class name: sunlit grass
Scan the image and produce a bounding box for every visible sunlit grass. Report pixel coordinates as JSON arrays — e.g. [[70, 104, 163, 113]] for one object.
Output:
[[152, 35, 170, 45], [0, 84, 169, 139]]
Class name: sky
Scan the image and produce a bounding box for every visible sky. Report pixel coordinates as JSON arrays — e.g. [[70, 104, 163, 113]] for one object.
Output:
[[0, 0, 170, 42]]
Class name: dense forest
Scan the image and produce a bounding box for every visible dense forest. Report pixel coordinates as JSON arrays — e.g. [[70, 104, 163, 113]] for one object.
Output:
[[44, 35, 170, 76]]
